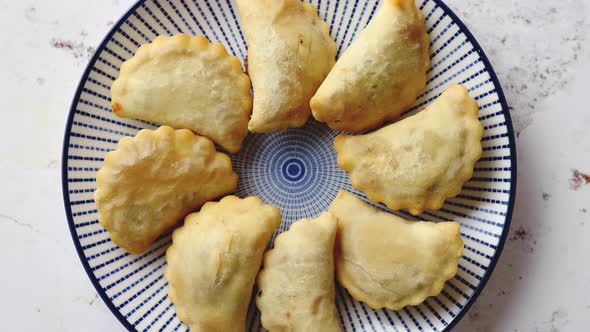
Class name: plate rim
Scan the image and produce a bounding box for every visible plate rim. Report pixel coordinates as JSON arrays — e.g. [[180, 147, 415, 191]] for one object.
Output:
[[60, 1, 517, 331]]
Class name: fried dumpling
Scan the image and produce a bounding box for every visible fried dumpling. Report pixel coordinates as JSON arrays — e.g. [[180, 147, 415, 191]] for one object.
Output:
[[111, 34, 252, 153], [329, 190, 463, 310], [335, 84, 483, 215], [236, 0, 337, 132], [256, 212, 342, 332], [94, 126, 237, 253], [311, 0, 429, 132], [165, 196, 281, 332]]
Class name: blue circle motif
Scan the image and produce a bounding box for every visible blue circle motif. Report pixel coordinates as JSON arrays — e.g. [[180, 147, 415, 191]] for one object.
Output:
[[232, 119, 350, 231], [282, 158, 305, 182]]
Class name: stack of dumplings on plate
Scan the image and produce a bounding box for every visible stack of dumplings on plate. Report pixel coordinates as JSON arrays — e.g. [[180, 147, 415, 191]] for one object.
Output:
[[93, 0, 483, 330]]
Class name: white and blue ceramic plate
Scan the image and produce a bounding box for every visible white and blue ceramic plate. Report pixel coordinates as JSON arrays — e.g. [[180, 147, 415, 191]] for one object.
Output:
[[62, 0, 517, 331]]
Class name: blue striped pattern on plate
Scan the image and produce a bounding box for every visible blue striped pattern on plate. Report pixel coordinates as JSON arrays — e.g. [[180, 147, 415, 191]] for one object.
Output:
[[61, 0, 517, 331]]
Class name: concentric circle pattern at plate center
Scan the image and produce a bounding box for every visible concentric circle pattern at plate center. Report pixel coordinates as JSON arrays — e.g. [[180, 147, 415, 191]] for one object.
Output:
[[282, 158, 305, 182], [233, 120, 346, 232], [62, 0, 516, 331]]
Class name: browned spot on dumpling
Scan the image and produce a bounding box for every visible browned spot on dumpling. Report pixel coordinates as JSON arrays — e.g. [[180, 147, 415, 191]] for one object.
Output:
[[112, 102, 123, 114]]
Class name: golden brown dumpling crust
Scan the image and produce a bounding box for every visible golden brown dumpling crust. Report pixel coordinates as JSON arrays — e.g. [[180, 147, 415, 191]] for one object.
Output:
[[335, 85, 483, 215], [236, 0, 336, 132], [165, 196, 281, 332], [329, 190, 463, 310], [256, 212, 342, 332], [94, 126, 237, 254], [311, 0, 430, 132], [111, 34, 252, 153]]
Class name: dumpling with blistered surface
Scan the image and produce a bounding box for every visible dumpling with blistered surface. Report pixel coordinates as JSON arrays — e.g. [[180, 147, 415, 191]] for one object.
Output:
[[334, 84, 483, 215], [256, 212, 342, 332], [329, 190, 463, 310], [111, 34, 252, 153], [311, 0, 430, 132], [165, 196, 281, 332], [236, 0, 336, 132], [94, 126, 237, 254]]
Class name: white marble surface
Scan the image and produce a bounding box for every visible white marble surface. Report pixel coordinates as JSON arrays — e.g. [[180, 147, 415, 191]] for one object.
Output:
[[1, 0, 588, 331]]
